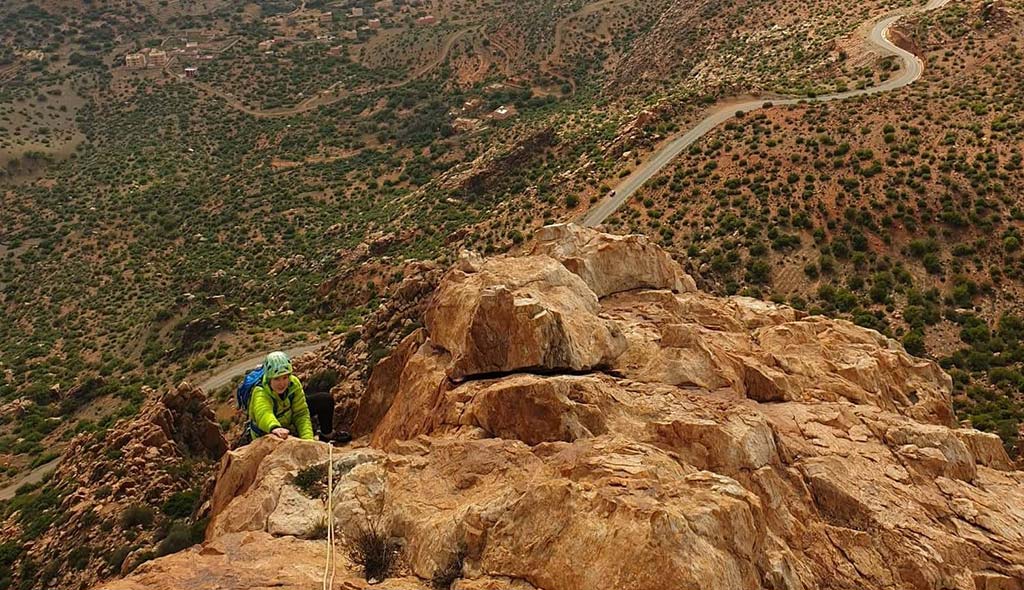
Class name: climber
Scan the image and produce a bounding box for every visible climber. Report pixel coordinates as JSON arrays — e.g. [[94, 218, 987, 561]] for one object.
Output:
[[244, 351, 351, 444]]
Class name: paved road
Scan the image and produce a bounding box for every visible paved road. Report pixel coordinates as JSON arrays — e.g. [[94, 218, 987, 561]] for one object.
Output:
[[0, 458, 60, 501], [196, 342, 328, 393], [579, 0, 953, 227]]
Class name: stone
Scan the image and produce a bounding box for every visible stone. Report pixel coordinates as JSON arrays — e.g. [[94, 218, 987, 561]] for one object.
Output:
[[424, 255, 627, 380], [530, 223, 697, 296], [954, 428, 1014, 471]]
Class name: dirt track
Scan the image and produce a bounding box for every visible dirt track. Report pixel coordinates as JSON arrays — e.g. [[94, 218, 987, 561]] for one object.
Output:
[[195, 342, 328, 393]]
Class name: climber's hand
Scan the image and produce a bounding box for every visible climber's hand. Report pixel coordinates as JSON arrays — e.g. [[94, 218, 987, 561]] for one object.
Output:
[[271, 428, 290, 440]]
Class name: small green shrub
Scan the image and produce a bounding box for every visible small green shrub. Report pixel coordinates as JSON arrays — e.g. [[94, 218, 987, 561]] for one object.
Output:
[[155, 522, 195, 557], [293, 464, 328, 498], [68, 546, 92, 571], [162, 489, 199, 519], [119, 505, 155, 529]]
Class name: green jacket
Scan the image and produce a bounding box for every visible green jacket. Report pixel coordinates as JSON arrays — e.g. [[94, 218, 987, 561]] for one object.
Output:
[[248, 374, 315, 440]]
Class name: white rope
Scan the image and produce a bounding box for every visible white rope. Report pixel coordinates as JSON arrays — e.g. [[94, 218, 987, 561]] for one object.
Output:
[[322, 441, 337, 590]]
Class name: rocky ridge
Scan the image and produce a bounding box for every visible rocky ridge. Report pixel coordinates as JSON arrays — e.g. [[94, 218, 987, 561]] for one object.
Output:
[[104, 225, 1024, 590], [0, 383, 227, 590]]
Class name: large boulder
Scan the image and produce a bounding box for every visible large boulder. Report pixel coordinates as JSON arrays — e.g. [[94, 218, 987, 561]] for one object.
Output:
[[424, 254, 627, 380], [530, 223, 697, 296]]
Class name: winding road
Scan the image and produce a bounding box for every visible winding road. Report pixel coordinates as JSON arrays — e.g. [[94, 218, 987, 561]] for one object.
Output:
[[0, 458, 60, 502], [579, 0, 954, 227], [0, 0, 953, 502]]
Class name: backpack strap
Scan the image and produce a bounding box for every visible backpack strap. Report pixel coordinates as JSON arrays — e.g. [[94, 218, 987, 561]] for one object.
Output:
[[249, 420, 269, 437]]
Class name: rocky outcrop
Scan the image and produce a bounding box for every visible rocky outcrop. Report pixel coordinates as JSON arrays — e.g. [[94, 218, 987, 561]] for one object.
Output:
[[101, 530, 431, 590], [1, 383, 228, 590], [425, 254, 628, 380], [455, 127, 558, 198], [105, 225, 1024, 590]]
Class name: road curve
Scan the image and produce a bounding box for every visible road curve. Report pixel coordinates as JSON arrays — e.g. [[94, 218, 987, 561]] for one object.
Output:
[[195, 342, 328, 393], [0, 458, 60, 501], [579, 0, 953, 228]]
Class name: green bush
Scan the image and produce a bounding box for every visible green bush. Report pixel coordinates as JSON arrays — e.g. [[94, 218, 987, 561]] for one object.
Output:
[[293, 464, 328, 498], [119, 505, 155, 530], [155, 522, 195, 557], [162, 490, 199, 519], [902, 331, 926, 356], [68, 546, 92, 571]]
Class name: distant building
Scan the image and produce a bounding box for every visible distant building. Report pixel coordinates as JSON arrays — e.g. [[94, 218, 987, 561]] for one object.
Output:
[[463, 97, 484, 111], [328, 45, 344, 56], [453, 117, 480, 132], [417, 15, 437, 25], [147, 50, 168, 68], [320, 11, 333, 23], [258, 39, 275, 51], [368, 18, 382, 29], [186, 41, 199, 48], [23, 50, 45, 62], [491, 105, 516, 120], [350, 7, 364, 17], [125, 53, 147, 69], [342, 30, 358, 40], [374, 0, 394, 10], [184, 66, 198, 78]]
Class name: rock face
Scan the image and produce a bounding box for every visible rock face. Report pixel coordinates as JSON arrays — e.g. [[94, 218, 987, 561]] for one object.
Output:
[[100, 530, 431, 590], [105, 225, 1024, 590], [301, 258, 446, 438]]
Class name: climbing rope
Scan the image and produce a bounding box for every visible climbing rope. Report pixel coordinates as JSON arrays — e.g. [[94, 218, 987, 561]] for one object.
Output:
[[322, 441, 337, 590]]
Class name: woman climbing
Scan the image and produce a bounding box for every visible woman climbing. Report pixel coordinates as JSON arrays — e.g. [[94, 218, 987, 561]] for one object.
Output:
[[247, 351, 351, 443]]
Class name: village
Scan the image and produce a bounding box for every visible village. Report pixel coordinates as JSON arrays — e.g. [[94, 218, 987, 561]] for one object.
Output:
[[124, 0, 440, 75]]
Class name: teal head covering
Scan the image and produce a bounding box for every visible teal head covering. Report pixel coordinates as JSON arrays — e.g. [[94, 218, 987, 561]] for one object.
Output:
[[263, 351, 293, 379]]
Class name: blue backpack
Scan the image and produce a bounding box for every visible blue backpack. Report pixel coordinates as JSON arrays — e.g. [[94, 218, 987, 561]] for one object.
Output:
[[236, 366, 265, 413]]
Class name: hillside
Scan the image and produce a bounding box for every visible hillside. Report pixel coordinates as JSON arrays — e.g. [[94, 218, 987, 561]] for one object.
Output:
[[602, 0, 1024, 454], [0, 0, 951, 480], [87, 224, 1024, 590]]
